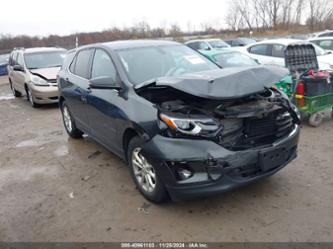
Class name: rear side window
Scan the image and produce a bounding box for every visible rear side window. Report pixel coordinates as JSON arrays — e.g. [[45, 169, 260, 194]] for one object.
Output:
[[72, 49, 93, 79], [318, 40, 333, 50], [91, 49, 117, 82], [249, 44, 269, 56]]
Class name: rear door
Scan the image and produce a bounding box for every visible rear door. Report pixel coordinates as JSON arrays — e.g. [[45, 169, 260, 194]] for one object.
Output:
[[12, 53, 26, 93], [248, 43, 285, 66], [8, 51, 18, 87], [65, 48, 94, 131]]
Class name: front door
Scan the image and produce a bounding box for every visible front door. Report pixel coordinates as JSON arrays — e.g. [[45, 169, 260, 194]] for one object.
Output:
[[85, 48, 124, 154]]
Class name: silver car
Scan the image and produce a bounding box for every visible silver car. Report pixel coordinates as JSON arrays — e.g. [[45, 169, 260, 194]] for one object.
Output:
[[7, 47, 66, 107]]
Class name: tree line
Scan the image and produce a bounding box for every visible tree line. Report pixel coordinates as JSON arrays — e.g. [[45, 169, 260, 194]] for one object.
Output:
[[0, 0, 333, 51], [226, 0, 333, 31]]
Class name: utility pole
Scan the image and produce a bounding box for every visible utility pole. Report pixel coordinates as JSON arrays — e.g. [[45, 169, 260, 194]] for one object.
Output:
[[75, 36, 78, 48]]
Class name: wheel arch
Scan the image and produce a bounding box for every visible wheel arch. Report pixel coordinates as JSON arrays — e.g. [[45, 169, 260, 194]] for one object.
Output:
[[59, 96, 65, 108], [122, 126, 151, 162]]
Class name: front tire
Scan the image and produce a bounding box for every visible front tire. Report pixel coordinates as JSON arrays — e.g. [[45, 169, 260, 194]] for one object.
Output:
[[127, 136, 168, 203], [61, 102, 83, 139], [26, 86, 39, 108]]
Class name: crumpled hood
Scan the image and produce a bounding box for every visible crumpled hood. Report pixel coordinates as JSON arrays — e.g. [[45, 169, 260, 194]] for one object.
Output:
[[30, 67, 61, 80], [135, 65, 289, 100]]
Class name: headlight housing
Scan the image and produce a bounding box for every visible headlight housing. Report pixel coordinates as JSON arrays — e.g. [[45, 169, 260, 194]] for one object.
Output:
[[30, 75, 48, 86], [291, 103, 301, 121], [159, 113, 222, 137]]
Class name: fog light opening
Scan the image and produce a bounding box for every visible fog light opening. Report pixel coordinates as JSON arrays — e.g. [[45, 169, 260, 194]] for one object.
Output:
[[177, 168, 193, 180], [169, 162, 194, 181]]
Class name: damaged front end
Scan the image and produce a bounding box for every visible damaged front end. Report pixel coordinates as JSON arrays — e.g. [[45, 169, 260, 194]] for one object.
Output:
[[135, 66, 300, 200]]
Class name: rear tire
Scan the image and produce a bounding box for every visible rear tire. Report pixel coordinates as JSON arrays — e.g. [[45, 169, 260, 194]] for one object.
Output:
[[309, 112, 323, 127], [10, 81, 21, 97], [127, 136, 168, 203], [61, 101, 83, 139]]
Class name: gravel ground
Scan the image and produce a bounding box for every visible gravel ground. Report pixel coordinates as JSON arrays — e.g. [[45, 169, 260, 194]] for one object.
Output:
[[0, 75, 332, 242]]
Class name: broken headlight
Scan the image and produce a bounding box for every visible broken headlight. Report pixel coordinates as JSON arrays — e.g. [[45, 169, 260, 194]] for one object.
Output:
[[159, 113, 222, 136], [30, 75, 48, 86]]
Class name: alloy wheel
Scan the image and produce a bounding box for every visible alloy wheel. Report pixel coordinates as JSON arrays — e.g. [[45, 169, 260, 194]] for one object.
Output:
[[132, 147, 156, 193], [63, 106, 73, 133]]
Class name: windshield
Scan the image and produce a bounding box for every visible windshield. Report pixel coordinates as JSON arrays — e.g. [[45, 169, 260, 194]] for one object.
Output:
[[24, 51, 66, 69], [116, 45, 219, 84], [208, 40, 229, 48], [214, 52, 258, 67]]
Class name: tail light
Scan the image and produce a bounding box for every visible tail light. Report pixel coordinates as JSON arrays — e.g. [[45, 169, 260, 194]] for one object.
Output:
[[295, 82, 305, 107]]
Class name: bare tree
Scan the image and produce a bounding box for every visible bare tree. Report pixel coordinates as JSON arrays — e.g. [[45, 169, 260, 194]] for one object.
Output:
[[294, 0, 305, 24], [281, 0, 295, 28], [307, 0, 333, 31]]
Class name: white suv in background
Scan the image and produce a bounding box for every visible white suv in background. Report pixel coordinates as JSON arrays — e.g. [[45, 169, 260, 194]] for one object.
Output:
[[239, 39, 333, 71]]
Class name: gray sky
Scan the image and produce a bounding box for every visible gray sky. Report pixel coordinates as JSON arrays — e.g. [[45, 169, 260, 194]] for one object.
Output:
[[0, 0, 228, 37]]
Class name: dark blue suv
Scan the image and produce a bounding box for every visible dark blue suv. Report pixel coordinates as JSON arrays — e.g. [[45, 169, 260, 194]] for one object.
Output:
[[58, 40, 300, 202]]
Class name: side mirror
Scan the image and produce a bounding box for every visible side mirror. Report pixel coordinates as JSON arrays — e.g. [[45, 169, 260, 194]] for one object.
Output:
[[204, 47, 211, 51], [89, 76, 122, 90], [13, 65, 24, 72]]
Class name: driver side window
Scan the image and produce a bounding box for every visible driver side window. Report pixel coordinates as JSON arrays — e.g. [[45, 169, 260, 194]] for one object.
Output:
[[91, 49, 118, 83]]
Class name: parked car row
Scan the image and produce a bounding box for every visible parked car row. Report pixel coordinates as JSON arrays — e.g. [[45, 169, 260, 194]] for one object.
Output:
[[185, 37, 333, 71]]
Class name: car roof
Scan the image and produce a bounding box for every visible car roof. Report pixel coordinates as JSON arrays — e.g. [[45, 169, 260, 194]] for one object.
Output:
[[101, 40, 180, 50], [314, 30, 333, 36], [248, 38, 304, 46], [23, 47, 66, 54], [308, 37, 333, 41], [185, 38, 222, 44]]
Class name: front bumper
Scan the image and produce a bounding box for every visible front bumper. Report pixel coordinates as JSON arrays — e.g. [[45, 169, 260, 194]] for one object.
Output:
[[141, 125, 300, 201], [29, 83, 59, 104]]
